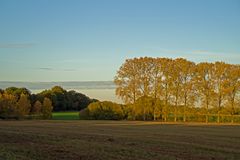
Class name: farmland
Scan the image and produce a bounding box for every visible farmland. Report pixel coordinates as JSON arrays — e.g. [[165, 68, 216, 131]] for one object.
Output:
[[0, 120, 240, 160]]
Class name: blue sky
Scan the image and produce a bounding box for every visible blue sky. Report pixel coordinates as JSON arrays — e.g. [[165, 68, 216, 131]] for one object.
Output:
[[0, 0, 239, 82]]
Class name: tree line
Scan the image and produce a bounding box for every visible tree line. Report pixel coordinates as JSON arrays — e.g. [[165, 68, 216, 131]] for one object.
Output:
[[0, 91, 53, 119], [114, 57, 240, 123], [0, 86, 97, 119]]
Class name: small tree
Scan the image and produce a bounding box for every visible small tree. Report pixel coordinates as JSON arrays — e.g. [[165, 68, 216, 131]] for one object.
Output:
[[0, 93, 18, 119], [32, 100, 42, 115], [16, 94, 31, 119], [42, 98, 53, 119]]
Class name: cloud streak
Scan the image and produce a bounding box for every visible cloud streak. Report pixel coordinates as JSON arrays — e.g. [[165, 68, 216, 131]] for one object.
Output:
[[38, 67, 53, 71], [191, 50, 210, 54], [128, 48, 240, 64], [0, 43, 35, 48], [35, 67, 76, 72]]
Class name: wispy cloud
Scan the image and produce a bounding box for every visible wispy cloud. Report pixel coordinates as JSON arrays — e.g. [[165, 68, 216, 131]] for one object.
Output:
[[38, 67, 53, 71], [127, 48, 240, 64], [189, 50, 240, 58], [35, 67, 76, 72], [62, 69, 76, 71], [151, 48, 237, 56], [191, 50, 210, 54], [0, 43, 35, 48]]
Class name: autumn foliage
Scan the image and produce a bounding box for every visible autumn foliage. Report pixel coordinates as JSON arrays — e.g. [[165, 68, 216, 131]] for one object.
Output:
[[114, 57, 240, 122], [0, 88, 53, 119], [79, 101, 127, 120]]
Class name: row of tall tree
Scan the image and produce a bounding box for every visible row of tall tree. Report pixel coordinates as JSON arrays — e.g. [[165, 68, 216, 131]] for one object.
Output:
[[114, 57, 240, 122]]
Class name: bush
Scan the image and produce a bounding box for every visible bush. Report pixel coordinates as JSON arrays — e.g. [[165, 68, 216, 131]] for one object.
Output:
[[79, 101, 126, 120]]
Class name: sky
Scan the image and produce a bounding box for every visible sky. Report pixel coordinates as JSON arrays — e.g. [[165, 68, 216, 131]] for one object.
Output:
[[0, 0, 239, 82]]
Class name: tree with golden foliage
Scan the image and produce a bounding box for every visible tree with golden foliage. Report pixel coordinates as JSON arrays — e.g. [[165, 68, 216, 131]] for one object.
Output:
[[212, 62, 230, 123], [225, 64, 240, 123], [195, 62, 215, 123], [115, 57, 240, 122], [16, 94, 31, 119], [42, 97, 53, 119], [160, 58, 174, 122], [114, 58, 141, 104], [170, 58, 183, 122], [32, 100, 42, 115], [151, 58, 164, 120], [0, 93, 18, 119], [178, 59, 196, 122]]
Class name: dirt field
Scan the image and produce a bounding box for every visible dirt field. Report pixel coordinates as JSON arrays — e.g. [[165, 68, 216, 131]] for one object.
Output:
[[0, 121, 239, 160]]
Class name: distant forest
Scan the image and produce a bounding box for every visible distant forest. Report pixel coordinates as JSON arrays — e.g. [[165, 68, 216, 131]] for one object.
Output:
[[0, 86, 97, 119]]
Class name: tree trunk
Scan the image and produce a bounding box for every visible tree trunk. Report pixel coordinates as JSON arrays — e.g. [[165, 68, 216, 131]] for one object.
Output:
[[174, 105, 177, 122], [143, 107, 146, 121], [206, 97, 209, 123], [217, 96, 221, 123], [164, 107, 167, 122], [205, 114, 208, 123], [153, 108, 156, 121], [174, 100, 178, 122], [231, 100, 234, 123], [164, 102, 168, 122], [206, 105, 208, 123], [183, 106, 186, 122], [231, 115, 234, 123]]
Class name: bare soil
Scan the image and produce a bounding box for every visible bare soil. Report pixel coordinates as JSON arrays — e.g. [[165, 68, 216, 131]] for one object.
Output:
[[0, 120, 239, 160]]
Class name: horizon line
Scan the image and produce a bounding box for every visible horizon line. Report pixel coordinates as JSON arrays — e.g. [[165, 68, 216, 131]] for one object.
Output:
[[0, 80, 114, 83]]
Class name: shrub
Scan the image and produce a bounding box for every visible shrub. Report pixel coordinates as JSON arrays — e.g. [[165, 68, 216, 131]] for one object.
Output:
[[79, 101, 125, 120]]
